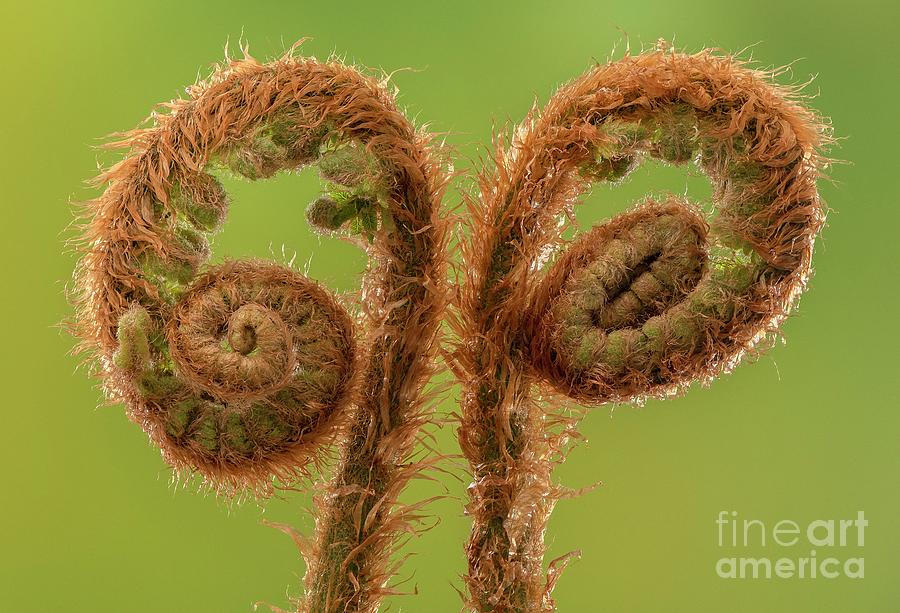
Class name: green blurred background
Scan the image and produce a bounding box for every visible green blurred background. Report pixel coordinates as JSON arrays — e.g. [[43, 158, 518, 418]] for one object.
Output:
[[2, 0, 897, 611]]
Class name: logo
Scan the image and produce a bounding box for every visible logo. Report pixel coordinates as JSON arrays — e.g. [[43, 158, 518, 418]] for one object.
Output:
[[715, 511, 866, 579]]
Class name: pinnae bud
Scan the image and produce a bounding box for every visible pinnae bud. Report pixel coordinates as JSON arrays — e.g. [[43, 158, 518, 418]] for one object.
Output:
[[318, 144, 382, 188], [222, 119, 328, 180], [307, 195, 351, 231], [306, 194, 377, 234], [649, 104, 699, 164], [170, 173, 228, 232], [112, 305, 152, 373]]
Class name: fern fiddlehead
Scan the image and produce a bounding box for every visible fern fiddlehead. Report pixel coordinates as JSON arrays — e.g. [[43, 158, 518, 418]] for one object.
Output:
[[454, 45, 828, 611], [73, 47, 448, 612]]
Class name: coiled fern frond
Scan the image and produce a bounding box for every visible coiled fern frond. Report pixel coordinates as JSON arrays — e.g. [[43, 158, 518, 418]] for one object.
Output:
[[72, 45, 449, 612], [454, 44, 829, 611]]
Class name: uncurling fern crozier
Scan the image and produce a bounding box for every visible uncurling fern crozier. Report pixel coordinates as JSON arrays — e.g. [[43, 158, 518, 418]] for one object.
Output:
[[453, 44, 829, 611], [71, 47, 449, 612]]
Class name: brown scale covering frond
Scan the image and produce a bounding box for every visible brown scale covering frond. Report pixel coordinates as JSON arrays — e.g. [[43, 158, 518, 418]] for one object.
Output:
[[452, 45, 829, 611], [71, 44, 449, 612]]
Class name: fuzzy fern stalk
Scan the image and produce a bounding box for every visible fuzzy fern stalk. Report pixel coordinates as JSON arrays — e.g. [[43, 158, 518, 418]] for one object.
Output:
[[452, 44, 829, 612], [71, 46, 448, 612]]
